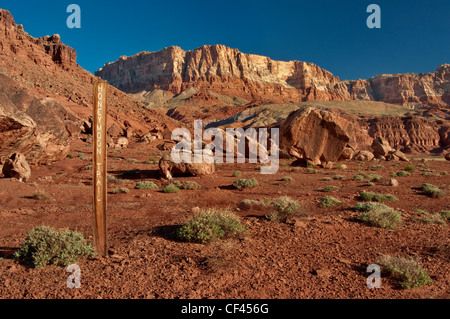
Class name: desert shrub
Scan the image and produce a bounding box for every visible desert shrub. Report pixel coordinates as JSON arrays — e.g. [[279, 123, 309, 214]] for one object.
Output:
[[111, 187, 130, 194], [84, 164, 93, 170], [280, 176, 294, 182], [320, 196, 342, 208], [439, 210, 450, 220], [337, 164, 347, 170], [356, 202, 402, 230], [177, 209, 247, 244], [360, 191, 398, 202], [332, 175, 346, 180], [367, 182, 375, 187], [369, 165, 383, 171], [162, 184, 180, 193], [404, 165, 416, 172], [144, 157, 159, 164], [269, 196, 301, 220], [32, 190, 50, 200], [353, 174, 366, 181], [378, 255, 432, 289], [135, 181, 158, 190], [232, 171, 241, 177], [291, 167, 300, 172], [306, 168, 320, 174], [126, 158, 138, 163], [322, 177, 333, 181], [421, 183, 445, 198], [321, 185, 341, 192], [66, 153, 74, 159], [239, 199, 263, 210], [421, 213, 447, 226], [397, 171, 411, 177], [179, 181, 201, 190], [233, 178, 258, 190], [78, 153, 88, 160], [14, 226, 95, 268], [440, 171, 448, 176], [366, 174, 382, 182]]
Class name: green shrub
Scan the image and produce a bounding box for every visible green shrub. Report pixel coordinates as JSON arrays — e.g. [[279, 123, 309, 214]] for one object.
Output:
[[280, 176, 294, 182], [239, 199, 263, 210], [111, 187, 130, 194], [378, 255, 432, 289], [439, 210, 450, 220], [320, 196, 342, 208], [162, 184, 180, 193], [291, 167, 300, 172], [177, 209, 247, 244], [322, 177, 333, 181], [144, 157, 159, 164], [321, 185, 341, 192], [135, 181, 158, 190], [421, 183, 445, 198], [77, 153, 88, 160], [332, 175, 346, 180], [126, 158, 138, 163], [337, 164, 347, 170], [366, 174, 382, 182], [14, 226, 95, 268], [356, 202, 402, 230], [179, 181, 201, 190], [353, 174, 366, 181], [397, 171, 411, 177], [440, 171, 448, 176], [233, 178, 258, 190], [369, 165, 383, 171], [404, 165, 416, 172], [421, 213, 447, 226], [66, 153, 74, 159], [367, 182, 375, 187], [270, 196, 301, 220], [360, 191, 398, 202], [307, 168, 320, 174], [84, 164, 93, 170], [232, 171, 241, 177]]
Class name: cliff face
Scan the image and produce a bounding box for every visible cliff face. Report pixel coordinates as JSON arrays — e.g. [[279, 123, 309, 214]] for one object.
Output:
[[96, 45, 450, 108], [0, 9, 177, 165]]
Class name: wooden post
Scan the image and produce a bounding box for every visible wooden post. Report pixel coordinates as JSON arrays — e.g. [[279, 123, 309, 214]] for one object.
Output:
[[92, 80, 108, 257]]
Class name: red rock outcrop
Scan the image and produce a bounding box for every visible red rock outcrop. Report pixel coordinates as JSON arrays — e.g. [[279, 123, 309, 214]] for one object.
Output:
[[96, 45, 450, 108], [0, 9, 179, 165], [279, 107, 372, 166]]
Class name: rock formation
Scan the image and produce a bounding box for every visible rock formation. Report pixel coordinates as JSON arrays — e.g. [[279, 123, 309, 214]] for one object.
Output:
[[2, 153, 31, 182], [96, 45, 450, 109]]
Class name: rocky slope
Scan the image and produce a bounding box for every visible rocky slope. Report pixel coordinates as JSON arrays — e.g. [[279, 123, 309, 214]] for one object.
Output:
[[0, 9, 177, 166], [96, 45, 450, 109]]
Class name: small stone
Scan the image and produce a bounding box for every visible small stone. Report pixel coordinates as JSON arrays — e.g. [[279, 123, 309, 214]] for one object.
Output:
[[390, 178, 399, 187]]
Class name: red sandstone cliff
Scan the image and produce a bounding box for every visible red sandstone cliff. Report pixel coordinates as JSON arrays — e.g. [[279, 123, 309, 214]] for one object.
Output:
[[96, 45, 449, 109]]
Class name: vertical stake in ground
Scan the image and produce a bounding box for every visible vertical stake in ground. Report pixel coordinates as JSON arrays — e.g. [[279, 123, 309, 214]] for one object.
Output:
[[93, 80, 108, 257]]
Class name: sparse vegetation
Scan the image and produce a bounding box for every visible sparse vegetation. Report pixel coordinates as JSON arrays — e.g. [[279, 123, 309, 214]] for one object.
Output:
[[366, 173, 382, 182], [77, 153, 88, 160], [353, 174, 366, 181], [321, 185, 341, 192], [360, 191, 398, 202], [126, 158, 138, 163], [32, 190, 50, 200], [233, 178, 258, 190], [162, 184, 180, 193], [177, 209, 248, 244], [320, 196, 342, 208], [369, 165, 383, 171], [332, 175, 346, 180], [397, 171, 411, 177], [135, 181, 158, 190], [269, 196, 302, 221], [66, 153, 74, 159], [14, 226, 95, 268], [356, 202, 402, 230], [404, 165, 416, 172], [307, 168, 320, 174], [420, 183, 445, 198], [178, 181, 201, 190], [232, 171, 241, 177], [110, 187, 130, 194], [378, 255, 432, 289], [280, 176, 294, 182], [144, 157, 159, 164]]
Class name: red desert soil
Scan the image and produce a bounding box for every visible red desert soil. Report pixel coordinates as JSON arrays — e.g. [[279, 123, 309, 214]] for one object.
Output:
[[0, 139, 448, 299]]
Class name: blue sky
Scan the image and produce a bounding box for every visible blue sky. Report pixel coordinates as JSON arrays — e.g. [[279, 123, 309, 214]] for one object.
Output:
[[3, 0, 449, 80]]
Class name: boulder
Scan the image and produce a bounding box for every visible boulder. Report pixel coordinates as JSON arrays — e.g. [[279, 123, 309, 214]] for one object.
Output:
[[159, 151, 215, 179], [353, 150, 374, 162], [2, 153, 31, 182], [280, 107, 371, 166], [372, 136, 394, 157], [386, 150, 409, 162], [339, 147, 354, 160], [115, 137, 129, 148], [445, 153, 450, 161]]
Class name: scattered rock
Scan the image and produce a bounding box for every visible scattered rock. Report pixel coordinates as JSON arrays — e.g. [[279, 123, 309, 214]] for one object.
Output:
[[191, 207, 201, 214], [115, 137, 129, 148], [372, 136, 394, 157], [445, 153, 450, 161], [390, 178, 399, 187], [2, 153, 31, 182], [353, 150, 374, 162], [386, 150, 409, 162], [159, 151, 215, 179]]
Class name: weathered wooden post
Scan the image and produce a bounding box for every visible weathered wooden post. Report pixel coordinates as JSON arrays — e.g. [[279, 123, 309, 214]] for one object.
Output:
[[92, 80, 108, 257]]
